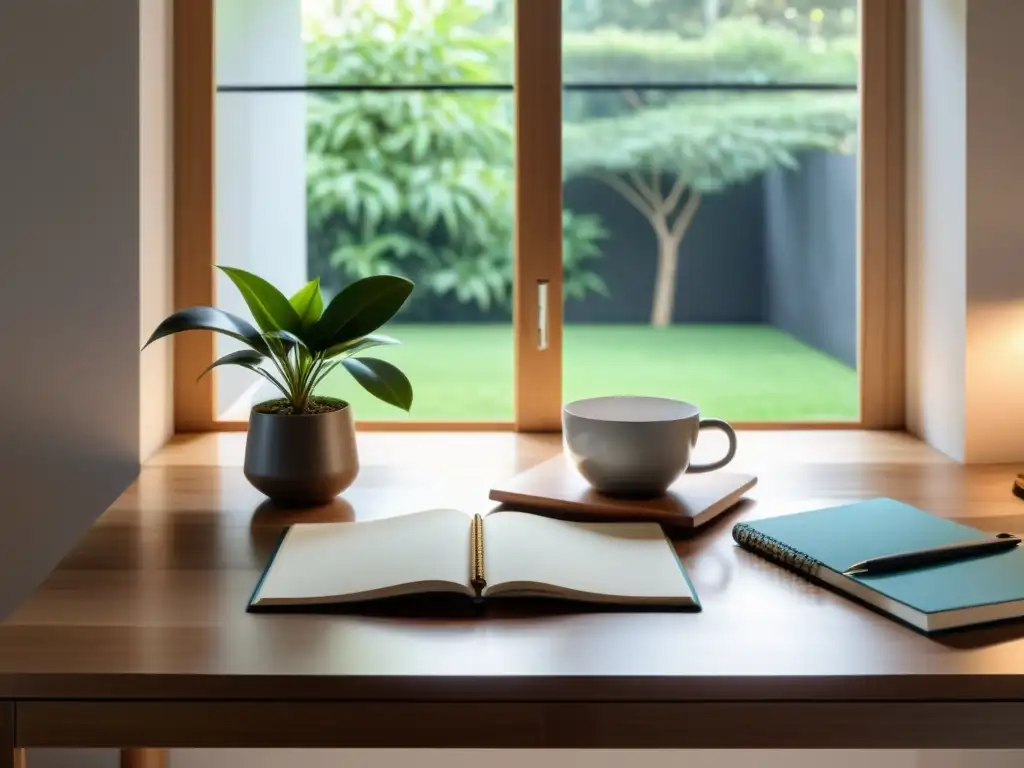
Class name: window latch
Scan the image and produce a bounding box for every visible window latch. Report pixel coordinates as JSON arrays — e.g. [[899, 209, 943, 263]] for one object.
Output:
[[537, 279, 549, 351]]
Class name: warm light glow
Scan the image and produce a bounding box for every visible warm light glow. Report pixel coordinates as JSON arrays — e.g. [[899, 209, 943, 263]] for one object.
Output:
[[964, 299, 1024, 460]]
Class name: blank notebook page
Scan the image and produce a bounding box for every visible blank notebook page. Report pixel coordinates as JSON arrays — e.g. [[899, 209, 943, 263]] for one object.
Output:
[[482, 512, 693, 600], [255, 509, 471, 603]]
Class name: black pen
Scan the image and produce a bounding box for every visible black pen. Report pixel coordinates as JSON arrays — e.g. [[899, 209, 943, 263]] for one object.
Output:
[[843, 533, 1022, 576]]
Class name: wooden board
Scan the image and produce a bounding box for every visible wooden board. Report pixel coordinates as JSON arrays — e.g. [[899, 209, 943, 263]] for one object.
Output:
[[17, 700, 1024, 749], [489, 455, 756, 532]]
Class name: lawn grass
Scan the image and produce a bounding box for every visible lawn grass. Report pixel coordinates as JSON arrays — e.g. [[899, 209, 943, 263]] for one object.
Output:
[[317, 324, 859, 422]]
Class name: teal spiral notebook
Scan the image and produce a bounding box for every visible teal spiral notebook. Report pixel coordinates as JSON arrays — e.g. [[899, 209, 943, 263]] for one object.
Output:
[[733, 498, 1024, 633]]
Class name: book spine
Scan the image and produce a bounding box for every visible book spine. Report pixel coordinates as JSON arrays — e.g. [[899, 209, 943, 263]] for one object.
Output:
[[471, 513, 486, 594], [732, 523, 822, 577]]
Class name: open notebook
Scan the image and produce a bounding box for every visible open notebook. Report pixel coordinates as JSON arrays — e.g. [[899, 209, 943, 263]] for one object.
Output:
[[734, 498, 1024, 633], [249, 509, 698, 611]]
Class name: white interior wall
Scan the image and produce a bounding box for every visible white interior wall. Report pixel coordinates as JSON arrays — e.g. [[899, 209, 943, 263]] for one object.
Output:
[[962, 0, 1024, 462], [0, 0, 141, 615], [904, 0, 967, 461], [139, 0, 175, 460], [906, 0, 1024, 463], [0, 0, 145, 764]]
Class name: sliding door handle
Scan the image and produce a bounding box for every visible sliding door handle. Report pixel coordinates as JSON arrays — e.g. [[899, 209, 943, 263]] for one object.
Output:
[[537, 279, 549, 351]]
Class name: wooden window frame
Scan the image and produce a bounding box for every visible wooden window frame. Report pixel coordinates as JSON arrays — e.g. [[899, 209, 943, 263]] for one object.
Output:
[[172, 0, 904, 433]]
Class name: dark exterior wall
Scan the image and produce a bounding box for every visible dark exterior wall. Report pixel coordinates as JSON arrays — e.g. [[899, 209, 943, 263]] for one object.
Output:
[[564, 176, 766, 323], [763, 151, 858, 367], [383, 176, 767, 324]]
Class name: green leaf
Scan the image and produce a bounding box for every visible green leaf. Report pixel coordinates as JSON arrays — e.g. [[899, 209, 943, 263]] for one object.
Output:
[[324, 333, 401, 359], [197, 349, 265, 381], [290, 278, 324, 328], [143, 306, 270, 357], [412, 124, 431, 160], [218, 267, 301, 334], [311, 275, 414, 351], [266, 329, 309, 352], [245, 365, 291, 400], [342, 357, 413, 412]]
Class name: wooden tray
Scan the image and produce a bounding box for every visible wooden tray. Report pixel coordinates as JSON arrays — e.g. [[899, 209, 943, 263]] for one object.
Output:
[[489, 455, 756, 533]]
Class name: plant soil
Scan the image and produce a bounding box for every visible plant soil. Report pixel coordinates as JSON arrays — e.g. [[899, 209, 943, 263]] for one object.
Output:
[[253, 397, 348, 416]]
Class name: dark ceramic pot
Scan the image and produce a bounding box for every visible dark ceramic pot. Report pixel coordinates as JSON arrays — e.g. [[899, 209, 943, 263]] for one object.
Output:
[[243, 402, 359, 507]]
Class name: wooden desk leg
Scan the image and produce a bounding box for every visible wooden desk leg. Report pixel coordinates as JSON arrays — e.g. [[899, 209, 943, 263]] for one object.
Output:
[[121, 749, 168, 768], [1, 702, 22, 768]]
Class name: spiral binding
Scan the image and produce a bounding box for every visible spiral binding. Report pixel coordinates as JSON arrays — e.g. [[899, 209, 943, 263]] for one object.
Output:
[[470, 513, 487, 592], [732, 523, 821, 576]]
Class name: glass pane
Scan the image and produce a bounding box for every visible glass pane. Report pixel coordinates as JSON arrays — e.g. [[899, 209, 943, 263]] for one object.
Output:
[[218, 0, 513, 87], [563, 0, 859, 85], [215, 0, 514, 421], [561, 2, 861, 422]]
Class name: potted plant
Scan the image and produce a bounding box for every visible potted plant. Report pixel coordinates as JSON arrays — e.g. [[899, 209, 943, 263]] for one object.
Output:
[[145, 267, 414, 507]]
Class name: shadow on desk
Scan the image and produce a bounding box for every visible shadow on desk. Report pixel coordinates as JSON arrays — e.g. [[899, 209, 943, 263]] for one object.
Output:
[[246, 593, 700, 619], [932, 620, 1024, 648], [490, 497, 755, 539], [249, 498, 356, 562]]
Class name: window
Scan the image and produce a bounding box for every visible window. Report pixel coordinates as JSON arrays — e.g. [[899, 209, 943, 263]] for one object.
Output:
[[560, 3, 861, 422], [213, 0, 515, 422], [173, 0, 904, 431]]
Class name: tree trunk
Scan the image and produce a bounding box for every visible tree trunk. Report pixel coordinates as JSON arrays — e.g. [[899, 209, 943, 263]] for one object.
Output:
[[703, 0, 721, 28], [650, 230, 682, 328]]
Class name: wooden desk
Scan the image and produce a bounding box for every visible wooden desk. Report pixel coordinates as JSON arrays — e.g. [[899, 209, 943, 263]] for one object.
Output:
[[3, 431, 1024, 766]]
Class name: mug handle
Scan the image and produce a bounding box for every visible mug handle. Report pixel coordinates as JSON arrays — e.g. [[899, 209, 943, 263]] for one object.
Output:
[[687, 418, 738, 473]]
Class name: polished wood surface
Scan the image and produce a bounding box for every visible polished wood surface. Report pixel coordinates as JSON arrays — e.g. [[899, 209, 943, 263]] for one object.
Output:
[[5, 431, 1024, 748]]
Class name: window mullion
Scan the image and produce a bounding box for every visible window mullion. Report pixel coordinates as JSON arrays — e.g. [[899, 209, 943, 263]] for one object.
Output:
[[514, 0, 564, 432]]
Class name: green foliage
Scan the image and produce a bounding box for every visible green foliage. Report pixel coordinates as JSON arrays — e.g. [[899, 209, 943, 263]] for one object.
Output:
[[305, 0, 508, 85], [564, 91, 858, 192], [562, 211, 611, 302], [556, 16, 860, 327], [305, 0, 606, 313], [560, 0, 858, 39], [561, 18, 858, 87], [304, 3, 859, 320], [144, 269, 414, 413]]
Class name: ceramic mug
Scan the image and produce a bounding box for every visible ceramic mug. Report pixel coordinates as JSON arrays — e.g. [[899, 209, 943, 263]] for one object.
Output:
[[562, 396, 737, 497]]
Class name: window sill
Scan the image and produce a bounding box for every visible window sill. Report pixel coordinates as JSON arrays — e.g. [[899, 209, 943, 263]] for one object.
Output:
[[150, 429, 945, 471]]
